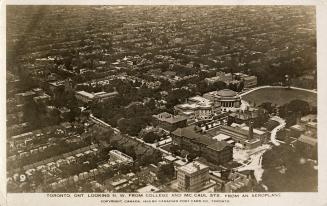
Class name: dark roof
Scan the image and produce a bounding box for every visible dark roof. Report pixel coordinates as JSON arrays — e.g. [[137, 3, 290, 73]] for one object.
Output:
[[172, 126, 231, 151], [219, 125, 264, 140], [217, 89, 238, 97]]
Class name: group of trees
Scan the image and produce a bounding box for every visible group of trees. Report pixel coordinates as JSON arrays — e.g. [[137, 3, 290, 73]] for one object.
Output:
[[279, 99, 312, 127], [108, 135, 162, 167], [91, 79, 165, 137], [141, 131, 161, 144], [259, 99, 314, 128], [157, 163, 175, 184], [262, 143, 317, 192]]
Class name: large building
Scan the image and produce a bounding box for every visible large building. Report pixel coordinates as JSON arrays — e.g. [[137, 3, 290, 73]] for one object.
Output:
[[174, 96, 219, 121], [211, 170, 252, 192], [203, 89, 241, 112], [204, 72, 257, 88], [172, 125, 234, 164], [289, 114, 318, 159], [204, 72, 233, 85], [242, 75, 257, 88], [75, 90, 118, 104], [228, 108, 261, 125], [152, 112, 187, 132], [109, 150, 133, 164], [48, 79, 73, 96], [177, 161, 210, 192], [219, 123, 268, 149], [234, 73, 257, 88], [300, 114, 317, 138]]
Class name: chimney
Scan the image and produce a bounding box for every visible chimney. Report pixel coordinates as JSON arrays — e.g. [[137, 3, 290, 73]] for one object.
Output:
[[193, 162, 200, 171], [296, 115, 301, 125], [249, 121, 254, 139]]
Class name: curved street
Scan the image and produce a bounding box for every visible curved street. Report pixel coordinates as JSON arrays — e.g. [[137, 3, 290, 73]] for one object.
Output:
[[270, 116, 286, 146], [240, 85, 317, 97], [236, 116, 286, 182]]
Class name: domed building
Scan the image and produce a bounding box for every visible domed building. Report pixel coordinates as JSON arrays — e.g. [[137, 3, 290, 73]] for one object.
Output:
[[203, 89, 241, 111]]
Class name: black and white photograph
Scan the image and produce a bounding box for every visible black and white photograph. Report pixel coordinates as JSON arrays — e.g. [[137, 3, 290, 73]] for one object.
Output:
[[2, 2, 326, 205]]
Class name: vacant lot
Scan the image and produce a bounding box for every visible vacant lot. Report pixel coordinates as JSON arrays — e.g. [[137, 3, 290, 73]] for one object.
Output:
[[242, 87, 317, 106]]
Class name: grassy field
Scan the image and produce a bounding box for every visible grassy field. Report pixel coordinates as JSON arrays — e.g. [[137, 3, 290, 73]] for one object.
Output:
[[242, 88, 317, 107]]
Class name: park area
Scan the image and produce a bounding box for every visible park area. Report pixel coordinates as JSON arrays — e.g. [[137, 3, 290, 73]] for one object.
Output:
[[261, 144, 318, 192], [242, 87, 317, 107]]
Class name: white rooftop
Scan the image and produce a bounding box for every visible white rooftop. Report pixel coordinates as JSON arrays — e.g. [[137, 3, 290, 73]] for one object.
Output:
[[164, 155, 177, 162], [213, 133, 231, 141], [241, 126, 266, 135], [174, 160, 187, 166], [178, 161, 209, 174], [76, 91, 95, 99], [188, 96, 212, 106], [137, 184, 160, 193]]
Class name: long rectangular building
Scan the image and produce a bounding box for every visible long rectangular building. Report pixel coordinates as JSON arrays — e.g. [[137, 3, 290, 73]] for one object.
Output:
[[172, 125, 233, 165]]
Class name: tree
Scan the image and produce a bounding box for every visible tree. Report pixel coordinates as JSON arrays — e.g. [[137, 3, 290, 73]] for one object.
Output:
[[143, 132, 160, 144], [213, 81, 227, 91], [140, 150, 162, 166], [237, 80, 245, 92], [187, 152, 198, 162], [170, 144, 182, 156], [159, 79, 172, 91], [119, 164, 132, 174], [157, 163, 175, 183], [254, 108, 269, 128], [228, 82, 238, 91], [117, 117, 147, 136], [197, 80, 210, 94], [125, 145, 137, 159], [96, 128, 114, 143], [259, 102, 274, 114], [287, 99, 310, 116]]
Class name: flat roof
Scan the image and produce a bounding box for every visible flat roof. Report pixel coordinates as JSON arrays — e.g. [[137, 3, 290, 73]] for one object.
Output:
[[49, 81, 65, 86], [306, 122, 317, 128], [136, 185, 160, 193], [11, 132, 33, 140], [172, 125, 231, 151], [188, 95, 212, 106], [298, 135, 317, 146], [174, 160, 187, 166], [153, 112, 187, 124], [178, 161, 209, 174], [301, 114, 317, 122], [290, 124, 305, 131], [164, 155, 177, 162], [94, 91, 118, 98], [76, 91, 94, 99], [111, 179, 128, 187], [241, 126, 266, 135], [213, 133, 231, 141], [16, 91, 36, 97]]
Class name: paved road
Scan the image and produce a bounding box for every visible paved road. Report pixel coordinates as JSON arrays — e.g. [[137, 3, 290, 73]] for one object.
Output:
[[236, 116, 286, 181], [269, 116, 286, 146], [240, 85, 317, 97]]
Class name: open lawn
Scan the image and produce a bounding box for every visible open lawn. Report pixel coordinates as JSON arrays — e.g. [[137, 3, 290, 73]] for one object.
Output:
[[242, 87, 317, 106]]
